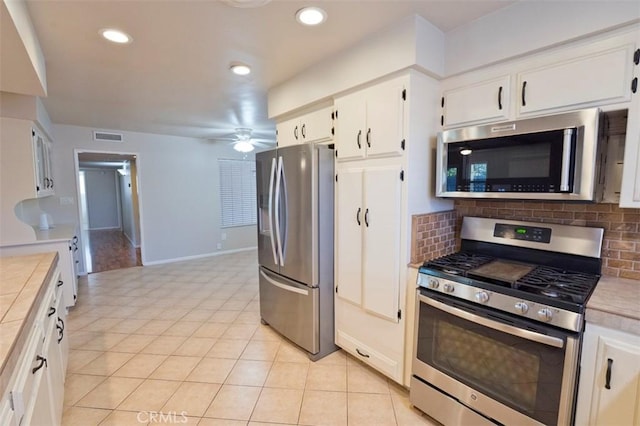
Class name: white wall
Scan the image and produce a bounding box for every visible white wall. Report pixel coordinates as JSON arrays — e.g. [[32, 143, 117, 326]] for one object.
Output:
[[445, 1, 640, 76], [119, 167, 138, 246], [83, 168, 120, 230], [40, 124, 258, 266]]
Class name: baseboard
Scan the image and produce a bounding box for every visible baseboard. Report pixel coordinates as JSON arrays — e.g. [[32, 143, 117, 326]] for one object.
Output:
[[142, 246, 257, 266], [88, 226, 121, 231]]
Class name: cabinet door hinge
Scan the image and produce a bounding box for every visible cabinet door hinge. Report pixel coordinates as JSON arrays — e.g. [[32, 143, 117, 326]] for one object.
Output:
[[397, 309, 402, 320], [335, 174, 338, 182], [441, 96, 445, 108], [331, 126, 335, 136], [69, 245, 72, 251], [335, 286, 338, 294], [32, 129, 35, 137], [440, 115, 444, 126], [632, 77, 638, 94], [402, 89, 407, 101], [400, 170, 405, 181], [401, 139, 405, 150], [634, 48, 640, 65], [335, 109, 338, 119], [331, 111, 335, 120]]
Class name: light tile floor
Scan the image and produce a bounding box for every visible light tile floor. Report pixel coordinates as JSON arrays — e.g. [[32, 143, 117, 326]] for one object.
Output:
[[62, 251, 439, 426]]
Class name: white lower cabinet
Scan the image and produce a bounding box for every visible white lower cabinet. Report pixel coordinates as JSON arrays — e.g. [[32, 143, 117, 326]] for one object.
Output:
[[335, 162, 404, 382], [0, 265, 68, 426], [575, 323, 640, 426]]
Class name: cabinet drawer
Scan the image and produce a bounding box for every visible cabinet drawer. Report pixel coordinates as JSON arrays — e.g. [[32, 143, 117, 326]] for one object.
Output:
[[336, 330, 400, 380]]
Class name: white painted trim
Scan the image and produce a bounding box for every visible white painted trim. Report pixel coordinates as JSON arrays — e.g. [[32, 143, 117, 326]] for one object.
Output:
[[143, 247, 257, 266], [87, 226, 121, 231]]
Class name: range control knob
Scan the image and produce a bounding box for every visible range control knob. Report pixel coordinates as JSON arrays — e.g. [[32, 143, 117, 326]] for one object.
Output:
[[443, 283, 455, 293], [538, 308, 553, 322], [428, 278, 440, 289], [475, 291, 489, 304], [514, 302, 529, 314]]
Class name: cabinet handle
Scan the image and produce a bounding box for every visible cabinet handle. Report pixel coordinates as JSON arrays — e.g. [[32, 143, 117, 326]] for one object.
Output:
[[605, 358, 613, 389], [364, 208, 369, 227], [73, 236, 78, 243], [356, 207, 361, 226], [366, 128, 371, 148], [357, 130, 362, 149], [32, 355, 47, 374], [521, 81, 527, 107], [57, 280, 63, 287], [356, 348, 370, 358], [49, 178, 54, 189], [301, 124, 306, 139], [498, 86, 503, 110], [57, 317, 65, 343], [294, 125, 298, 140], [44, 177, 50, 189], [48, 307, 56, 317]]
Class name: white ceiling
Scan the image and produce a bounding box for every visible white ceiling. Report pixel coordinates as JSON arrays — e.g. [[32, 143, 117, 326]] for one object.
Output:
[[22, 0, 516, 142]]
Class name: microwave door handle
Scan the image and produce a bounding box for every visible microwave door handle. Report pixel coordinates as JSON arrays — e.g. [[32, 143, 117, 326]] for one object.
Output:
[[560, 128, 574, 192], [268, 158, 278, 264], [274, 156, 284, 266], [418, 293, 565, 348]]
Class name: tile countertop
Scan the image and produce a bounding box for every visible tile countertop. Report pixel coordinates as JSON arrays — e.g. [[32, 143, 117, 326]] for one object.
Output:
[[0, 252, 58, 395], [586, 275, 640, 335]]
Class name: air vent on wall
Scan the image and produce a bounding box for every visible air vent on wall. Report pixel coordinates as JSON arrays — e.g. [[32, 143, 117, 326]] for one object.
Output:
[[93, 131, 124, 142]]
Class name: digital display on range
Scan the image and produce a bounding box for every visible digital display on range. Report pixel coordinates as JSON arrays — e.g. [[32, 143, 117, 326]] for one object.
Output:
[[494, 224, 552, 243]]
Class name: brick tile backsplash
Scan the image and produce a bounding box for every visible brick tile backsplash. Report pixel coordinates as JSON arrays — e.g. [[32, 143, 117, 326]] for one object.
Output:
[[411, 201, 640, 279]]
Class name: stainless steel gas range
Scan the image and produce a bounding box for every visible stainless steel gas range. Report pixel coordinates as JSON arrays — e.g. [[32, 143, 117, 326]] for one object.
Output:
[[411, 217, 604, 426]]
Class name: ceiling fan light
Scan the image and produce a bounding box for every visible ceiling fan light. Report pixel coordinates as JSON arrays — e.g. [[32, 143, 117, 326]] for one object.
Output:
[[234, 141, 254, 153]]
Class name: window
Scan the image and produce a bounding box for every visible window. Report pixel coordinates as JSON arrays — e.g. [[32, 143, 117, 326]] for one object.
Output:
[[219, 159, 257, 228]]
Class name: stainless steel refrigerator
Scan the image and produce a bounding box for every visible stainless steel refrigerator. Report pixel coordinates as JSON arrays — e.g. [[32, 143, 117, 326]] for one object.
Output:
[[256, 143, 336, 360]]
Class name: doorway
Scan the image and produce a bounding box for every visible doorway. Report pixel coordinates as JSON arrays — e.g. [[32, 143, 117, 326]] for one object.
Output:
[[75, 150, 143, 273]]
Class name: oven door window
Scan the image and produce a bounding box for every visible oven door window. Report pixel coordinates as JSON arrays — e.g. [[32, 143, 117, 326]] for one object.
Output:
[[445, 128, 576, 193], [416, 296, 567, 425]]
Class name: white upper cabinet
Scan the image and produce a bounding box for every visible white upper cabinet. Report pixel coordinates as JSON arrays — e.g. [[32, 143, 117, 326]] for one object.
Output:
[[441, 76, 510, 128], [276, 106, 334, 147], [517, 45, 634, 116], [33, 128, 54, 197], [335, 76, 406, 161]]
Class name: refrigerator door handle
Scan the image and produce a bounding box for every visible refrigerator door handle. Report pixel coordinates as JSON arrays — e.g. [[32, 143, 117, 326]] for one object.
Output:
[[274, 156, 284, 266], [268, 158, 278, 265]]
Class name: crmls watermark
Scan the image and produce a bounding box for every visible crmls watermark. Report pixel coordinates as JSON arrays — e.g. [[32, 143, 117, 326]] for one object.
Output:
[[137, 411, 188, 423]]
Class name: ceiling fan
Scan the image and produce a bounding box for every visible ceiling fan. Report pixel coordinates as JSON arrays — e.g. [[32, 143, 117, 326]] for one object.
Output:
[[214, 128, 276, 153]]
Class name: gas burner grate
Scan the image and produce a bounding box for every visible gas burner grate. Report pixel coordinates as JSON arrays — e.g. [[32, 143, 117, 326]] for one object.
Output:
[[515, 266, 600, 303], [424, 252, 494, 275]]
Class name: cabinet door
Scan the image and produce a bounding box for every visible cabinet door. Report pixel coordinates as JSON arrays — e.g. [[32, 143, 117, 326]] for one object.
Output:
[[335, 167, 364, 306], [589, 335, 640, 425], [443, 76, 510, 128], [517, 45, 633, 116], [335, 93, 366, 160], [619, 84, 640, 208], [301, 107, 333, 143], [362, 165, 402, 321], [55, 290, 69, 375], [366, 79, 405, 158], [276, 118, 301, 147]]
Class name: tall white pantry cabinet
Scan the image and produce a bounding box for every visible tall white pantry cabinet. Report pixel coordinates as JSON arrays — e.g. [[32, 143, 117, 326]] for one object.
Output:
[[333, 71, 446, 384]]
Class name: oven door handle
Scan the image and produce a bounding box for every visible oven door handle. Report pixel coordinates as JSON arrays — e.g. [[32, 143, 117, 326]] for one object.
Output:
[[419, 294, 565, 349]]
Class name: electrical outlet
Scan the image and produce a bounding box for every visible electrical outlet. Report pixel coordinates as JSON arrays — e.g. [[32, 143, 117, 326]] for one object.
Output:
[[217, 243, 222, 250]]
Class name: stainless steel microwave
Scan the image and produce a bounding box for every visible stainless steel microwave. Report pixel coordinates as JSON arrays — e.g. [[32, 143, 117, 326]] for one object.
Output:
[[436, 108, 605, 201]]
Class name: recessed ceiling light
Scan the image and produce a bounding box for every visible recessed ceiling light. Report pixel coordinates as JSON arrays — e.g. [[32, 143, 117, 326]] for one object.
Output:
[[100, 28, 132, 44], [230, 63, 251, 76], [296, 7, 327, 26], [234, 141, 254, 152]]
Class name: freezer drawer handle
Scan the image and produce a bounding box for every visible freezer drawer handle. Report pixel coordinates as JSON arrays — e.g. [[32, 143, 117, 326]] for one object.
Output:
[[260, 270, 308, 296]]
